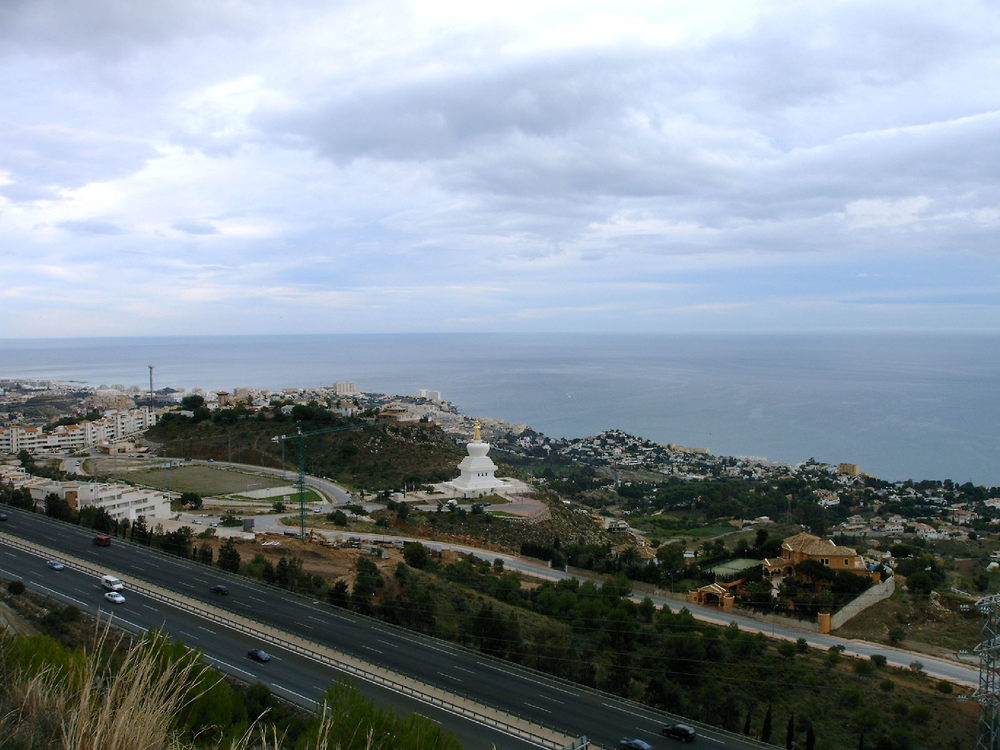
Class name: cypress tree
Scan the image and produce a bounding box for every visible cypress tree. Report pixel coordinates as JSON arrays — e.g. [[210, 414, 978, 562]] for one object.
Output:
[[743, 705, 753, 735], [762, 703, 773, 743], [786, 714, 795, 749]]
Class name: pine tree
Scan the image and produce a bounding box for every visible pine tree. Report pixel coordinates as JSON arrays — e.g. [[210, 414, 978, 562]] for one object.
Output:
[[786, 714, 795, 749], [762, 703, 773, 743]]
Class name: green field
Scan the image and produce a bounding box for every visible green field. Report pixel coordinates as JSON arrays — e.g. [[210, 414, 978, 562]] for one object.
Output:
[[102, 464, 288, 496], [231, 488, 324, 505]]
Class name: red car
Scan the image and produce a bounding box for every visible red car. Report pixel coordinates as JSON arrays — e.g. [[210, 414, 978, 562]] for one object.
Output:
[[93, 534, 112, 546]]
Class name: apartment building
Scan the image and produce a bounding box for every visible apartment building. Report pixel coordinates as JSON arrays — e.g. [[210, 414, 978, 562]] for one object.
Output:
[[0, 466, 169, 521], [0, 407, 157, 455]]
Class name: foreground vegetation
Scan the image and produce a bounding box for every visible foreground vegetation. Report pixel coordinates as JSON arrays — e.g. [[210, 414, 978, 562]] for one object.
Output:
[[0, 614, 462, 750]]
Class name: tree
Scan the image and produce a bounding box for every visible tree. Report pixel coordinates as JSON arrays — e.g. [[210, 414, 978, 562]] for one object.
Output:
[[180, 394, 205, 410], [217, 537, 241, 573], [179, 492, 203, 510], [786, 714, 795, 749], [328, 509, 348, 526], [761, 703, 773, 742], [403, 542, 429, 569], [44, 492, 74, 522]]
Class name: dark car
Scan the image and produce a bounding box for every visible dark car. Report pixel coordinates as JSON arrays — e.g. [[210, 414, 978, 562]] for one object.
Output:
[[0, 512, 8, 521], [662, 724, 696, 742], [247, 648, 271, 663], [210, 585, 229, 595], [619, 741, 654, 750]]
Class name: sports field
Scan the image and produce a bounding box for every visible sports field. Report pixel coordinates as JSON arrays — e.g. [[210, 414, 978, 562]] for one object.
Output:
[[706, 558, 761, 576], [100, 464, 288, 496]]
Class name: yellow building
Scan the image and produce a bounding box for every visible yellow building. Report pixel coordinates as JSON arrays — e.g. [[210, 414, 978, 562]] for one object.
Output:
[[763, 532, 874, 580]]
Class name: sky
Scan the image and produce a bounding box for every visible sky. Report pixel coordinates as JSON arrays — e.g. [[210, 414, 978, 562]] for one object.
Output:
[[1, 0, 999, 337]]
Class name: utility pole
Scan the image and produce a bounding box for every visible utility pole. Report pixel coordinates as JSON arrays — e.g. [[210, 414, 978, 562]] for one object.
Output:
[[147, 365, 155, 410]]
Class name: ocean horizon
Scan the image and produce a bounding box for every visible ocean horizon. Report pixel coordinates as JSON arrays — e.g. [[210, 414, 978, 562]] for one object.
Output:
[[1, 332, 997, 486]]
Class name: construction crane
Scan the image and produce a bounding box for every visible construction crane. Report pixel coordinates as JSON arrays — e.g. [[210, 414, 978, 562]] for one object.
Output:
[[271, 423, 363, 539]]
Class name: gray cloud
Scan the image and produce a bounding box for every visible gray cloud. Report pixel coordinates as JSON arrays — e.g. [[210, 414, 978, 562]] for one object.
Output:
[[0, 125, 156, 203], [55, 219, 125, 236]]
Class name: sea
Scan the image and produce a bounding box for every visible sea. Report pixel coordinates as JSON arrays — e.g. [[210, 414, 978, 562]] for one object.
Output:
[[0, 332, 997, 486]]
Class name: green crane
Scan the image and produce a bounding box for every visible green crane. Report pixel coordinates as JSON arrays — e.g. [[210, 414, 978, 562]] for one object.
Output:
[[270, 423, 362, 539]]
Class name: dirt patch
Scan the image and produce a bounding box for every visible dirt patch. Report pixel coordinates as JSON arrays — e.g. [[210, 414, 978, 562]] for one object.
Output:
[[834, 588, 982, 658]]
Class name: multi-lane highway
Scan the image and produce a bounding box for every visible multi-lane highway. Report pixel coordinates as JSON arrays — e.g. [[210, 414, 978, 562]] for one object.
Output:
[[0, 505, 772, 750]]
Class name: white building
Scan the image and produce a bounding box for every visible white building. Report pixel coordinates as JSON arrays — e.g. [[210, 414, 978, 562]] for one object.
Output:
[[0, 407, 157, 455], [445, 420, 509, 497], [335, 381, 359, 396], [418, 389, 442, 402], [0, 466, 169, 521]]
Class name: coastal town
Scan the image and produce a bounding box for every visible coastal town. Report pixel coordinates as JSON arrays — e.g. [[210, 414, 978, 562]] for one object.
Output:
[[1, 375, 994, 750], [2, 376, 997, 547]]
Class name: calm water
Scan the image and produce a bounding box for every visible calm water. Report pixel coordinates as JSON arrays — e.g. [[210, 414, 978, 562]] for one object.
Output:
[[1, 333, 997, 486]]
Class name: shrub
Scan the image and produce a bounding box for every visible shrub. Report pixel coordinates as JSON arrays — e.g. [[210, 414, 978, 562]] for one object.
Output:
[[7, 580, 25, 595], [853, 659, 875, 675], [936, 680, 953, 694], [880, 678, 895, 692], [870, 653, 887, 667]]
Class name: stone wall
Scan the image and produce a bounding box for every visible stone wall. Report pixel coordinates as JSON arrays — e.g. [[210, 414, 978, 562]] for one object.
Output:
[[831, 576, 896, 631]]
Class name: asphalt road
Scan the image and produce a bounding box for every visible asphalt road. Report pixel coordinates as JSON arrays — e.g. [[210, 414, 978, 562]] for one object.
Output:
[[0, 507, 771, 750]]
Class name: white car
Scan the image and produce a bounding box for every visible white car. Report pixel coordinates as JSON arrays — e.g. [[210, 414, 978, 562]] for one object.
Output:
[[104, 591, 126, 604]]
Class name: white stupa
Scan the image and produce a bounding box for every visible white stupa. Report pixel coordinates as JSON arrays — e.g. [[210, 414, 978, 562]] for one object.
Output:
[[446, 420, 509, 497]]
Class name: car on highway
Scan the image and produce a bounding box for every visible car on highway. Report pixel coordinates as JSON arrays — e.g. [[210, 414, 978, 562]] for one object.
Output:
[[93, 534, 112, 546], [0, 512, 8, 521], [104, 591, 126, 604], [619, 740, 654, 750], [661, 723, 696, 742], [247, 648, 271, 663], [45, 560, 65, 570], [210, 584, 229, 595]]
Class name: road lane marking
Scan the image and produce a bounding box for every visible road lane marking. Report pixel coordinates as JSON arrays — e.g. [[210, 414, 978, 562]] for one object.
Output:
[[308, 615, 325, 623], [247, 595, 267, 604], [523, 702, 550, 713], [538, 695, 564, 704], [270, 684, 318, 705], [437, 672, 462, 681], [109, 615, 148, 633], [205, 657, 255, 678], [198, 626, 215, 634], [360, 645, 383, 654], [143, 604, 159, 612], [452, 666, 476, 675], [31, 584, 88, 607], [179, 630, 198, 639]]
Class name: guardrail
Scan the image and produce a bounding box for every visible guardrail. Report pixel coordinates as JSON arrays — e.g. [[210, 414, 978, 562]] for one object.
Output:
[[0, 531, 572, 750]]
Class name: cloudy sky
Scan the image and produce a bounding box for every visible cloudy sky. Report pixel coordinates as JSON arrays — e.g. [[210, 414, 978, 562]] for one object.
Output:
[[2, 0, 998, 337]]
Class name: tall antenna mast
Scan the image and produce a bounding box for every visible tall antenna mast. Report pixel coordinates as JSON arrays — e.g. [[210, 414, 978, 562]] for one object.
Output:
[[148, 365, 155, 411]]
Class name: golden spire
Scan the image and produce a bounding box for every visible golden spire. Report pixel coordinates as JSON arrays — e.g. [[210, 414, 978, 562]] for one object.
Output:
[[473, 419, 482, 442]]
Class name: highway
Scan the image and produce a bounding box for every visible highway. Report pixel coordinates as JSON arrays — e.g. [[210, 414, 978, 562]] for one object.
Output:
[[0, 506, 772, 750]]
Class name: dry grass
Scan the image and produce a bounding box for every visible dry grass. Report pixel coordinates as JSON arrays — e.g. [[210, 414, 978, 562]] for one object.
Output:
[[0, 623, 369, 750]]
